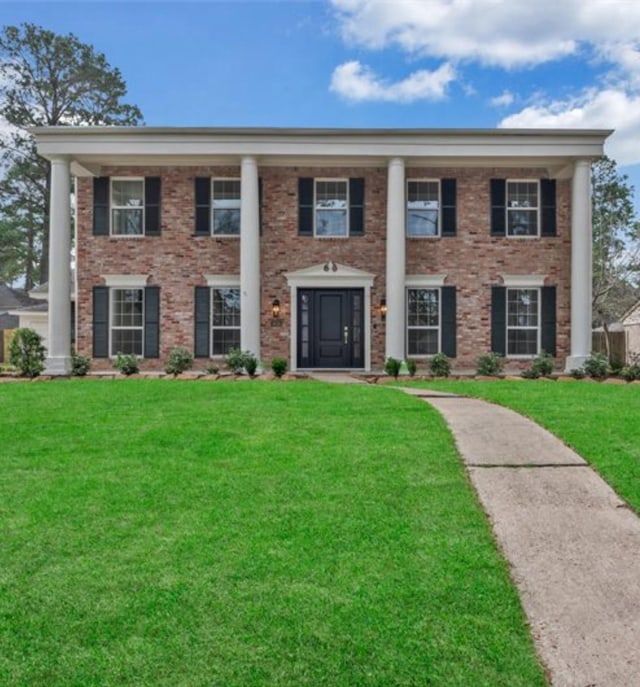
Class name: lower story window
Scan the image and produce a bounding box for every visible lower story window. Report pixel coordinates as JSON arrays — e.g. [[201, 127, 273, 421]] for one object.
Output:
[[507, 288, 539, 355], [212, 287, 240, 355], [407, 288, 440, 355], [111, 288, 144, 355]]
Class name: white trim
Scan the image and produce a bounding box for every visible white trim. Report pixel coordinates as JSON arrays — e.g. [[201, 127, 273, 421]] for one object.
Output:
[[102, 274, 149, 287], [285, 263, 374, 371], [405, 274, 447, 287], [205, 274, 240, 287], [501, 274, 546, 287]]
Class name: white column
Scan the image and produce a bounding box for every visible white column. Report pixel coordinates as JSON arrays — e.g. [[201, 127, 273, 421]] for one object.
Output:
[[385, 157, 406, 362], [566, 159, 593, 371], [45, 156, 72, 375], [240, 156, 261, 359]]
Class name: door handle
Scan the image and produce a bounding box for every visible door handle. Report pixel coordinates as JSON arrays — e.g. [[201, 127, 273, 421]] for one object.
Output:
[[343, 326, 349, 344]]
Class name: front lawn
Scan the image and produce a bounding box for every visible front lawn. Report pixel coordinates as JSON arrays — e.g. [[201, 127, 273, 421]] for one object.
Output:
[[0, 380, 546, 686], [405, 379, 640, 513]]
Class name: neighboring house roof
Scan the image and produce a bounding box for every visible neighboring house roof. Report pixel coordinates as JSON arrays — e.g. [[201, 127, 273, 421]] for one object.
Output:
[[9, 303, 49, 315], [28, 271, 76, 301], [621, 300, 640, 326], [0, 283, 38, 311]]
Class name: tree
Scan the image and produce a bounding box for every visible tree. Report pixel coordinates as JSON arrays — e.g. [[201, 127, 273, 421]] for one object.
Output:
[[592, 156, 640, 326], [0, 23, 142, 286]]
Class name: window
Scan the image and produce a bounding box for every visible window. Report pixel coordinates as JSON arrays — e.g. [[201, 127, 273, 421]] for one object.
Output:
[[507, 288, 539, 356], [211, 287, 241, 355], [315, 179, 348, 237], [407, 288, 440, 356], [407, 181, 440, 236], [507, 181, 539, 236], [111, 288, 144, 355], [111, 179, 144, 236], [212, 179, 241, 236]]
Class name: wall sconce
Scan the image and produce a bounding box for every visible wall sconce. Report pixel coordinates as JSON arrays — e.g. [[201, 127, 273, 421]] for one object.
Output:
[[380, 298, 387, 322], [271, 298, 281, 319]]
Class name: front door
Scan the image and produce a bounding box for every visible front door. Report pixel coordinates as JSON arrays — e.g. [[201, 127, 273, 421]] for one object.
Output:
[[298, 288, 364, 368]]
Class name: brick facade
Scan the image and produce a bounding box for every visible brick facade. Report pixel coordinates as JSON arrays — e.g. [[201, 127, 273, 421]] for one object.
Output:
[[75, 163, 571, 371]]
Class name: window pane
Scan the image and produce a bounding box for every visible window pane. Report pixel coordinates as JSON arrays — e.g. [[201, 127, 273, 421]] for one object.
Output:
[[316, 181, 347, 208], [112, 209, 143, 236], [213, 209, 240, 235], [212, 180, 241, 203], [212, 329, 240, 356], [111, 329, 142, 356], [507, 182, 538, 208], [408, 329, 438, 356], [507, 210, 537, 236], [407, 209, 438, 236], [507, 289, 538, 327], [507, 181, 538, 236], [408, 289, 439, 327], [316, 209, 347, 236], [112, 289, 143, 327], [112, 180, 143, 207], [212, 289, 240, 326], [508, 329, 538, 356]]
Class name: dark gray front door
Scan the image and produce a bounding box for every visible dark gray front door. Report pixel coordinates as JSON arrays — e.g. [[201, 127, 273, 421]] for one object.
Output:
[[298, 288, 364, 368]]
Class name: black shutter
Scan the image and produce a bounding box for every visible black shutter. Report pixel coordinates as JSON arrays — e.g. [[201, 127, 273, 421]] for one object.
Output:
[[194, 177, 211, 236], [441, 179, 457, 237], [298, 178, 314, 236], [441, 286, 457, 357], [194, 286, 210, 357], [93, 177, 109, 236], [541, 286, 557, 356], [490, 179, 506, 237], [491, 286, 507, 356], [144, 177, 161, 236], [93, 286, 109, 358], [144, 286, 160, 358], [540, 179, 557, 237], [349, 178, 365, 236]]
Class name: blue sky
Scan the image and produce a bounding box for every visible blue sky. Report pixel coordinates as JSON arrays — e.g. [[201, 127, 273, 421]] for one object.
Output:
[[3, 0, 640, 201]]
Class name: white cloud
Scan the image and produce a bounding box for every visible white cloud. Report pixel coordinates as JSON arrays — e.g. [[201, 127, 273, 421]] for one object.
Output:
[[499, 88, 640, 164], [331, 0, 640, 68], [330, 60, 456, 103], [490, 91, 515, 107]]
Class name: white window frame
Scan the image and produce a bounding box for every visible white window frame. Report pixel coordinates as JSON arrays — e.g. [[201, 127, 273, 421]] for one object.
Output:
[[211, 178, 241, 237], [406, 286, 442, 358], [406, 179, 441, 238], [109, 287, 145, 358], [506, 287, 541, 358], [206, 275, 241, 358], [506, 179, 540, 238], [314, 178, 349, 238], [110, 177, 145, 237]]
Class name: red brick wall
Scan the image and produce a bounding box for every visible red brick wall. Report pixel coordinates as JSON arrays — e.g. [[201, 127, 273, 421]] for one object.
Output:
[[76, 165, 571, 371]]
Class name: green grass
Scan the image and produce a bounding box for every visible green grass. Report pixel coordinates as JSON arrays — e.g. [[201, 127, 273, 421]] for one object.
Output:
[[403, 379, 640, 513], [0, 380, 546, 687]]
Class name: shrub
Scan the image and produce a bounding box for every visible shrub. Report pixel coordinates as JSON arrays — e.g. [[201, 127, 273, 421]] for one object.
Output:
[[620, 365, 640, 382], [429, 352, 451, 378], [584, 352, 609, 380], [271, 357, 288, 378], [9, 328, 46, 378], [206, 365, 219, 375], [71, 351, 91, 376], [531, 350, 554, 377], [384, 356, 402, 379], [243, 353, 258, 378], [406, 359, 417, 377], [476, 352, 503, 377], [114, 352, 140, 376], [165, 347, 194, 375], [226, 348, 247, 374], [570, 368, 586, 379], [521, 367, 540, 379]]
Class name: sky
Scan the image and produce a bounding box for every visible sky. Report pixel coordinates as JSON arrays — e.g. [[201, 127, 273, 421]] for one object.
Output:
[[3, 0, 640, 201]]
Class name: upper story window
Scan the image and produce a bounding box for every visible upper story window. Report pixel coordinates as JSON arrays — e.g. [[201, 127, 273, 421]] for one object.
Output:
[[506, 181, 539, 237], [315, 179, 348, 237], [111, 179, 144, 236], [212, 179, 241, 236], [407, 181, 440, 237]]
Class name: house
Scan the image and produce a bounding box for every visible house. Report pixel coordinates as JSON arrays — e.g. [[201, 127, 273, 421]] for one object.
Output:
[[621, 300, 640, 363], [0, 283, 39, 362], [31, 127, 610, 375], [8, 276, 76, 354]]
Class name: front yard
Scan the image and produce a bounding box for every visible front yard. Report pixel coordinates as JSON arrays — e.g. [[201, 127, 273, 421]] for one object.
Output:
[[0, 380, 546, 686]]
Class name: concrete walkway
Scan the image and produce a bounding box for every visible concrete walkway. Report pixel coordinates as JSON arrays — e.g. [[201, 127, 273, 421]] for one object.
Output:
[[311, 375, 640, 686]]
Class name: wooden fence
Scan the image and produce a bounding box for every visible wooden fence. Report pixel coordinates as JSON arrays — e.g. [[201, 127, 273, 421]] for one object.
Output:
[[592, 330, 627, 365]]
